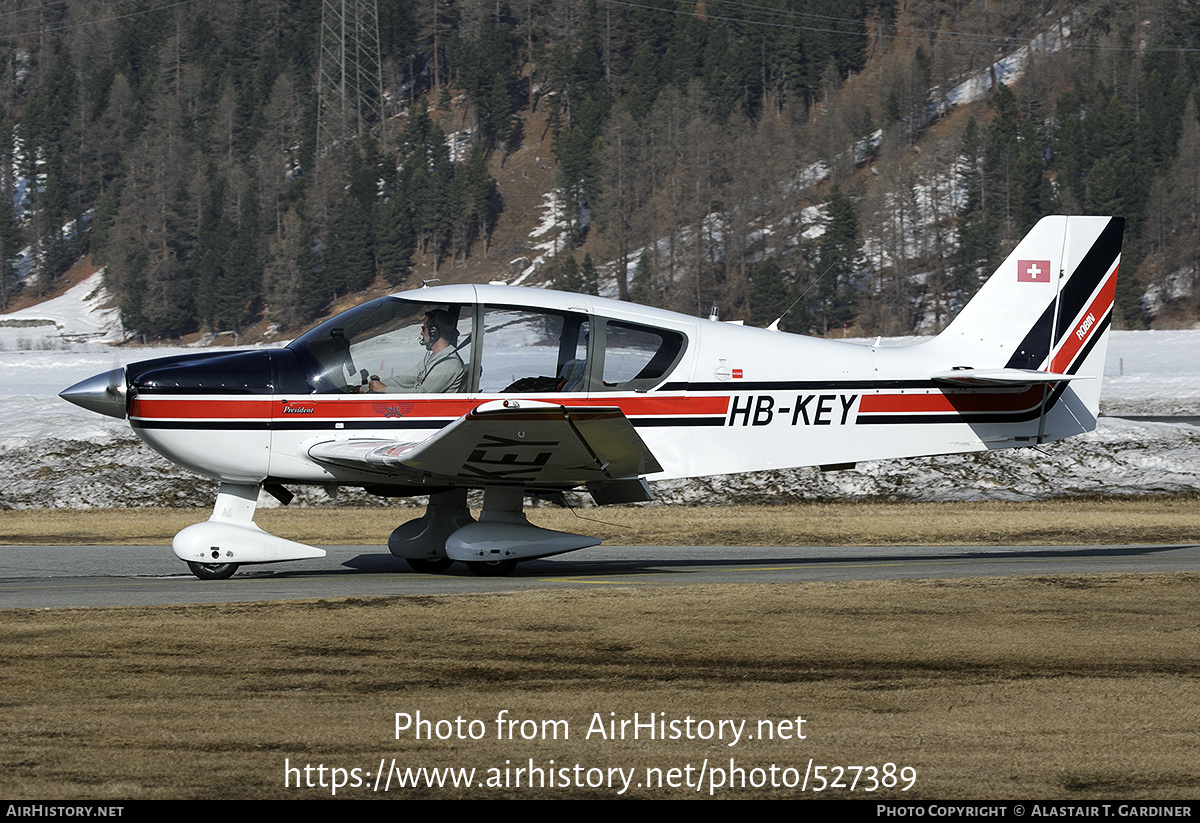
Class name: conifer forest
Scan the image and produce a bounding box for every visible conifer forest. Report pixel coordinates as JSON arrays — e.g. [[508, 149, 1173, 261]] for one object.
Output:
[[1, 0, 1199, 339]]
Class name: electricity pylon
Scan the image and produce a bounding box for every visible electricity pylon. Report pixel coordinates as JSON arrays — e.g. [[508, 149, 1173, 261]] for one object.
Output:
[[317, 0, 384, 148]]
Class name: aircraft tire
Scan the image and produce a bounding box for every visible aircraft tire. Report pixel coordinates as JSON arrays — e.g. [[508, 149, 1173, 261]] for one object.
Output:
[[465, 559, 518, 577], [406, 557, 455, 573], [186, 562, 240, 581]]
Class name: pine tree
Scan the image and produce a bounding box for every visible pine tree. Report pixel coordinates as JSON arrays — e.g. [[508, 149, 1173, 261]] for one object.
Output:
[[580, 253, 600, 295], [1051, 91, 1088, 210], [955, 116, 996, 300], [0, 192, 19, 310], [631, 249, 655, 304], [329, 195, 375, 295], [119, 255, 150, 340], [813, 183, 862, 334], [747, 257, 791, 328], [1114, 257, 1148, 329], [458, 143, 502, 258], [193, 174, 232, 330], [452, 21, 520, 149], [375, 196, 414, 286], [1011, 101, 1051, 236], [263, 207, 310, 329], [554, 255, 582, 291], [984, 83, 1021, 247], [216, 181, 262, 331], [548, 14, 609, 244]]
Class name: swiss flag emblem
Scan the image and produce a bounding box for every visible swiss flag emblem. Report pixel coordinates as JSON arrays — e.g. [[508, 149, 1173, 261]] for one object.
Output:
[[1018, 259, 1051, 283]]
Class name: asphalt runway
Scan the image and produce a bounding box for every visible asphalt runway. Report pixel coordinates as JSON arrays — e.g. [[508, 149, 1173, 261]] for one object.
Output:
[[2, 542, 1199, 609]]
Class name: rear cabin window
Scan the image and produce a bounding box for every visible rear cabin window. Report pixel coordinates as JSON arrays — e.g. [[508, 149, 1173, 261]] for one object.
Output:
[[600, 321, 686, 390]]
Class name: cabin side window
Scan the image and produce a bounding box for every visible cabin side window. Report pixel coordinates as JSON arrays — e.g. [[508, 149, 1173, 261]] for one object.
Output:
[[598, 321, 686, 391], [478, 307, 589, 393]]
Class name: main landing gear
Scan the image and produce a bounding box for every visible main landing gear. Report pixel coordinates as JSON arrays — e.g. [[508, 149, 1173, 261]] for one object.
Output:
[[388, 486, 599, 577]]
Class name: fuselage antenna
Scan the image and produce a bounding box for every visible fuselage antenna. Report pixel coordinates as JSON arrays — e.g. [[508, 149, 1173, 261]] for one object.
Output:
[[767, 262, 837, 331]]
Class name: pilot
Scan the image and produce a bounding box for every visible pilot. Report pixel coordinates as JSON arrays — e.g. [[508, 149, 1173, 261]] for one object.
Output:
[[366, 309, 466, 393]]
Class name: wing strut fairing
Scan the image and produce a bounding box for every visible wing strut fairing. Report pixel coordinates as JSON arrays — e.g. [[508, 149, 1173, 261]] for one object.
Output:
[[171, 482, 325, 579], [307, 401, 661, 571]]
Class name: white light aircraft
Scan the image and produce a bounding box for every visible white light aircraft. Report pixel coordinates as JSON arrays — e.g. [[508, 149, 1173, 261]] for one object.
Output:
[[62, 215, 1123, 579]]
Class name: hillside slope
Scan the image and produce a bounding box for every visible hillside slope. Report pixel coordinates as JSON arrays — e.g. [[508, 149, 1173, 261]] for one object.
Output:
[[2, 0, 1197, 340]]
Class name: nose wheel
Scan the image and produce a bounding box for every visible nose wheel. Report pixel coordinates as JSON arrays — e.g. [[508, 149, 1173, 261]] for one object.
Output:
[[186, 562, 240, 580]]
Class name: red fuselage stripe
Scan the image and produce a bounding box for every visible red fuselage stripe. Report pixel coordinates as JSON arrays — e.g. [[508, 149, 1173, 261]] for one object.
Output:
[[129, 395, 732, 420], [858, 386, 1044, 415]]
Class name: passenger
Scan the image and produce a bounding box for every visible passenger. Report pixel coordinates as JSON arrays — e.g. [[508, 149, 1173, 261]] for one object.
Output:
[[365, 309, 465, 393]]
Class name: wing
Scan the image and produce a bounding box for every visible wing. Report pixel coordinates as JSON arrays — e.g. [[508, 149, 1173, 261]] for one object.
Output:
[[306, 399, 662, 487]]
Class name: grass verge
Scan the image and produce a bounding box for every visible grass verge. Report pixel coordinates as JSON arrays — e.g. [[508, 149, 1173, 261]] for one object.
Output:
[[1, 575, 1198, 799], [3, 497, 1200, 546]]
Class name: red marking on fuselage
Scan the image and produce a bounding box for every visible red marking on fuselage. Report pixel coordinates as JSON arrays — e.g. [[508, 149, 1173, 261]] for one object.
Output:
[[129, 398, 270, 420], [129, 394, 732, 422], [858, 386, 1044, 415]]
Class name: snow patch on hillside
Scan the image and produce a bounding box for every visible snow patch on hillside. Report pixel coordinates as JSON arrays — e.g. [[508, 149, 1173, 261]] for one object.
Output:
[[0, 271, 121, 345], [516, 191, 571, 284]]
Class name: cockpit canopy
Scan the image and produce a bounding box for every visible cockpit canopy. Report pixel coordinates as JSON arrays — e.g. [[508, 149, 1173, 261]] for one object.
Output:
[[288, 295, 687, 395]]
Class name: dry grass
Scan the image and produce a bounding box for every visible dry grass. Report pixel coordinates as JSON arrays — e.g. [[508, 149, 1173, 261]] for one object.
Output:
[[3, 497, 1200, 546], [2, 575, 1199, 799]]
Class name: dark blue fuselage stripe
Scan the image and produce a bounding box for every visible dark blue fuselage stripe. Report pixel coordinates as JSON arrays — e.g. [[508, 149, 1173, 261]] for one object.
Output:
[[659, 379, 936, 392], [631, 417, 726, 427], [131, 417, 727, 431]]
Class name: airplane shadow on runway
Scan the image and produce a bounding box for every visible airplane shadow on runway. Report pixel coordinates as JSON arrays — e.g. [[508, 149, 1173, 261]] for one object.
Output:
[[220, 543, 1199, 580]]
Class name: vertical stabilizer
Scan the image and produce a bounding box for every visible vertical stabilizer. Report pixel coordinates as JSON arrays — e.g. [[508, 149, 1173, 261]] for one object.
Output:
[[937, 216, 1123, 369], [932, 215, 1123, 436]]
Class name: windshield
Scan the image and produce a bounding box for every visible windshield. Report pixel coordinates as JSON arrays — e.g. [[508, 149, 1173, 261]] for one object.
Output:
[[289, 297, 472, 393]]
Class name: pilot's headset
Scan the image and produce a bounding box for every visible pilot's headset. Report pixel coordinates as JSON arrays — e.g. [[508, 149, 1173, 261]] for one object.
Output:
[[423, 310, 458, 349], [423, 314, 440, 348]]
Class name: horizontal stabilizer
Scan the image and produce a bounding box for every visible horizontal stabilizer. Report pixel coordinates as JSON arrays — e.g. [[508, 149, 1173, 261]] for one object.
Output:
[[930, 368, 1091, 388]]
